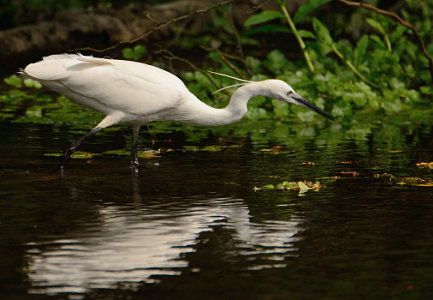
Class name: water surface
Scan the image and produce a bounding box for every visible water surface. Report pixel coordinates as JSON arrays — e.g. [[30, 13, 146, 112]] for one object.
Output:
[[1, 122, 433, 299]]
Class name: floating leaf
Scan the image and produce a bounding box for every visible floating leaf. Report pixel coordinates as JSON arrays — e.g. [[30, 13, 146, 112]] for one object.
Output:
[[298, 181, 310, 193], [43, 153, 62, 157], [374, 173, 433, 187], [202, 145, 224, 152], [71, 152, 95, 159], [262, 184, 275, 189], [340, 171, 360, 177], [260, 145, 284, 154], [388, 149, 404, 153], [415, 183, 433, 187], [138, 149, 161, 158], [256, 180, 323, 192], [103, 149, 129, 156], [44, 152, 96, 159], [416, 162, 433, 169]]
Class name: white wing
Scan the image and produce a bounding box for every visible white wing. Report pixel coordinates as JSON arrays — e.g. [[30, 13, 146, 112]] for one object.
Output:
[[24, 54, 190, 117]]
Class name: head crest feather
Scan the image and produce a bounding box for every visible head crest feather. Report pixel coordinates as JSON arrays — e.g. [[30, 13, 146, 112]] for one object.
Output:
[[208, 71, 253, 95]]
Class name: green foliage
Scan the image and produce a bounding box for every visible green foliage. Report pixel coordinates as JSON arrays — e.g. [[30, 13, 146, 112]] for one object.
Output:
[[244, 10, 284, 27], [4, 74, 22, 88], [1, 0, 433, 145], [294, 0, 331, 24], [122, 45, 147, 61]]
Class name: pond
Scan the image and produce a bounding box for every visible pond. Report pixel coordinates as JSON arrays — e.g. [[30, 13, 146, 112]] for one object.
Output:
[[1, 119, 433, 299]]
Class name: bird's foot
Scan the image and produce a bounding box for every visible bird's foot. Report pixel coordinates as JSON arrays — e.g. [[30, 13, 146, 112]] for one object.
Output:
[[129, 162, 139, 175], [129, 161, 140, 168]]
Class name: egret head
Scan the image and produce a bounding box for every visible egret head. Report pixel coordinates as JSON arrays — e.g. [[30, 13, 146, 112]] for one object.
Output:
[[260, 79, 334, 120]]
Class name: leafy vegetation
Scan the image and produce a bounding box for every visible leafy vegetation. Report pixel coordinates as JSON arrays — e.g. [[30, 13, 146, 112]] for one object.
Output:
[[1, 0, 433, 144], [254, 180, 324, 194]]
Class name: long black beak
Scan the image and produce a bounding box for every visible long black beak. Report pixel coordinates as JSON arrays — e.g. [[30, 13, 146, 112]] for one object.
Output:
[[293, 95, 334, 120]]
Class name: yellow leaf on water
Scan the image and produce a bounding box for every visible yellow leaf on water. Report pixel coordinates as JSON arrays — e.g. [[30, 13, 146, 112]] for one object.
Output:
[[388, 149, 404, 153], [416, 162, 433, 169], [138, 149, 161, 158], [415, 183, 433, 187], [298, 181, 310, 193], [71, 152, 94, 159]]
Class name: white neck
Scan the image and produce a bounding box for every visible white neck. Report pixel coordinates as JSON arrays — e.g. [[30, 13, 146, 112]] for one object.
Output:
[[181, 81, 269, 126]]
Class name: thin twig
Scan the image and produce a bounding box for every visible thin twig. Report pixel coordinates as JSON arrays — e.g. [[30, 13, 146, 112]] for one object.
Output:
[[336, 0, 433, 85], [226, 5, 245, 64], [72, 0, 237, 53], [156, 49, 230, 96], [280, 0, 315, 73], [220, 55, 246, 79], [200, 45, 248, 78]]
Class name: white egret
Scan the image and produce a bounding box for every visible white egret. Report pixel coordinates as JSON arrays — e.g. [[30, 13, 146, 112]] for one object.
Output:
[[22, 54, 333, 168]]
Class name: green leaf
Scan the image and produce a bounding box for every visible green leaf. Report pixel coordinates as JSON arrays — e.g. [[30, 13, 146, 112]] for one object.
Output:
[[312, 17, 333, 45], [297, 29, 316, 39], [262, 184, 275, 189], [265, 49, 289, 72], [420, 86, 433, 95], [244, 24, 291, 35], [390, 25, 407, 43], [122, 45, 147, 61], [272, 99, 289, 117], [122, 48, 134, 60], [4, 74, 22, 88], [381, 99, 402, 112], [244, 10, 284, 27], [366, 18, 385, 35], [133, 45, 147, 60], [294, 0, 331, 23], [23, 78, 42, 89], [369, 34, 386, 49], [354, 34, 369, 66]]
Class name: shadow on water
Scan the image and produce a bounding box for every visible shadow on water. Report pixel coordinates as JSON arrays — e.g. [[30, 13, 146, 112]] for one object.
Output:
[[1, 122, 433, 299]]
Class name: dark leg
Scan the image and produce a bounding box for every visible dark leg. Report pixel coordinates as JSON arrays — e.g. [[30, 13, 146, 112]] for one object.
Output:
[[130, 124, 141, 167], [60, 126, 102, 169]]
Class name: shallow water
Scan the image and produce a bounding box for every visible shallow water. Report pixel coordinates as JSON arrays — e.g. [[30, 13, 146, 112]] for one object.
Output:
[[1, 122, 433, 299]]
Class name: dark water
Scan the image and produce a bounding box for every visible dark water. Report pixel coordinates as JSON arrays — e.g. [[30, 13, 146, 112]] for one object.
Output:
[[1, 122, 433, 299]]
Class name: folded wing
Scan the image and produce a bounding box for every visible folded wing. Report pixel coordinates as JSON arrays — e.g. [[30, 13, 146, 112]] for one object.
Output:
[[23, 54, 190, 117]]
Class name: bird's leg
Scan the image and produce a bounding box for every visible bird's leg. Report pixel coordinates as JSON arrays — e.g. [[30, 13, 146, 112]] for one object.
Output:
[[61, 126, 102, 169], [130, 124, 141, 168]]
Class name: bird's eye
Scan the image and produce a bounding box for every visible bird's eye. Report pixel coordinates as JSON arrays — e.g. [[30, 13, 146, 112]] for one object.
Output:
[[287, 91, 293, 96]]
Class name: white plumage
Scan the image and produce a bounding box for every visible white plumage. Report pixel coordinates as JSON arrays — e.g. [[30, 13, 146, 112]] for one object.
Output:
[[23, 54, 333, 168]]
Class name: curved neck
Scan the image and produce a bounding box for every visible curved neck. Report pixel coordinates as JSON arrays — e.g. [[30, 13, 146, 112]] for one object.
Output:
[[184, 82, 266, 126]]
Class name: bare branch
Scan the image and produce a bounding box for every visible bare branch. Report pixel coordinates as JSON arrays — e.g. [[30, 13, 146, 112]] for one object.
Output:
[[73, 0, 237, 53], [156, 49, 230, 97]]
